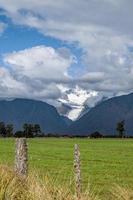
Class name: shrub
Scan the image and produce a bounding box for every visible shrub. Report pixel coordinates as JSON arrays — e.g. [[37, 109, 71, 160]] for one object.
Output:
[[14, 131, 24, 138], [90, 132, 103, 138]]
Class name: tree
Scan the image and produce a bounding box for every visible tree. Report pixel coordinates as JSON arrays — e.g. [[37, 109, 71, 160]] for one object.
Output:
[[34, 124, 41, 136], [116, 120, 125, 138], [90, 131, 103, 138], [23, 123, 29, 137], [28, 124, 34, 137], [6, 124, 13, 137], [0, 122, 6, 137], [14, 131, 24, 138], [23, 123, 34, 138]]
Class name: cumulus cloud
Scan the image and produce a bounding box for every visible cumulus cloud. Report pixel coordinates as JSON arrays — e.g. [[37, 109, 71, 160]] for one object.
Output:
[[0, 0, 133, 118], [4, 46, 74, 81], [1, 1, 133, 92], [0, 46, 75, 102], [0, 67, 27, 98]]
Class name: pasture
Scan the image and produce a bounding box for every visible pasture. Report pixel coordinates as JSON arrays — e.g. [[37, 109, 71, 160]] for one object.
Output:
[[0, 138, 133, 197]]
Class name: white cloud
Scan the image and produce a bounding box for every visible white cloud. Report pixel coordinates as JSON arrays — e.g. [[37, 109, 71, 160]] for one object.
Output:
[[1, 1, 133, 93], [0, 46, 75, 102], [0, 67, 27, 98], [0, 0, 133, 118], [4, 46, 75, 81]]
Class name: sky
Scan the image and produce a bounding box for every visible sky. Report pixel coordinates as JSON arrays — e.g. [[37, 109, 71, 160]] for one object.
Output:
[[0, 0, 133, 120]]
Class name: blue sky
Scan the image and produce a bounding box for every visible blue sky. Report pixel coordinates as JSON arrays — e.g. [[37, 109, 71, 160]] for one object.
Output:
[[0, 16, 63, 53], [0, 13, 84, 77], [0, 0, 133, 119]]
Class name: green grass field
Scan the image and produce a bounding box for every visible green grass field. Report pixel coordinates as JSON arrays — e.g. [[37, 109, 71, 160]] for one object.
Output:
[[0, 138, 133, 196]]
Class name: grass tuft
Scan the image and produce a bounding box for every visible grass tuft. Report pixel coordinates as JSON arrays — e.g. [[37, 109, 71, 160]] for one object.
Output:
[[0, 165, 97, 200], [0, 165, 133, 200]]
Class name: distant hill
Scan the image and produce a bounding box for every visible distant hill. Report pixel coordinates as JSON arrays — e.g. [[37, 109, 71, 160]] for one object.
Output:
[[70, 93, 133, 136], [0, 99, 68, 134]]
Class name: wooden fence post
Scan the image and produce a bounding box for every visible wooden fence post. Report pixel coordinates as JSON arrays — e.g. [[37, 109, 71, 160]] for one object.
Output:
[[15, 138, 28, 178], [74, 144, 81, 199]]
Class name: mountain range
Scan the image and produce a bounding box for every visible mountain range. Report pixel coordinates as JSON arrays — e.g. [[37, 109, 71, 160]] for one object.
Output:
[[70, 93, 133, 136], [0, 99, 68, 134], [0, 93, 133, 136]]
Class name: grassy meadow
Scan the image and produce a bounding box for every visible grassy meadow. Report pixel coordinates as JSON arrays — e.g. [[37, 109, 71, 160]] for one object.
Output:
[[0, 138, 133, 198]]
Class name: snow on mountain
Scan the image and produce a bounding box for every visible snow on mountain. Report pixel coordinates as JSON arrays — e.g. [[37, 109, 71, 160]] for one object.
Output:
[[57, 85, 100, 120]]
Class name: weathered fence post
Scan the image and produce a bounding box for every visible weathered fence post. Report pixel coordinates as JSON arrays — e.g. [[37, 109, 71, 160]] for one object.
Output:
[[15, 138, 28, 178], [74, 144, 81, 200]]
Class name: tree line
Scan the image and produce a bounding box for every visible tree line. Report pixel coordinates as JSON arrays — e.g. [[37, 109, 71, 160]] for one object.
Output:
[[90, 120, 125, 138], [0, 122, 42, 138], [0, 120, 127, 138]]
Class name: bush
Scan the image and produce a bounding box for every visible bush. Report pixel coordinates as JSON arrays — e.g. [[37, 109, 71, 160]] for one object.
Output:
[[90, 131, 103, 138], [14, 131, 24, 138]]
